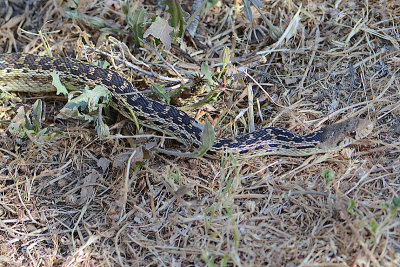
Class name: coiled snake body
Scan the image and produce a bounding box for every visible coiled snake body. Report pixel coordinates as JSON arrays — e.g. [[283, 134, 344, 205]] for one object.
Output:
[[0, 53, 373, 157]]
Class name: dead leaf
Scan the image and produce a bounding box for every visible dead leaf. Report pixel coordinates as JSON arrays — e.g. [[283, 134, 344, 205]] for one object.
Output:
[[144, 16, 173, 49], [97, 157, 111, 172], [112, 148, 144, 169], [78, 169, 100, 205], [285, 77, 298, 85]]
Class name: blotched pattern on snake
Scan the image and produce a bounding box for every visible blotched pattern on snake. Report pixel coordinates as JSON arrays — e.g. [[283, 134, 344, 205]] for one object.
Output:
[[0, 53, 373, 157]]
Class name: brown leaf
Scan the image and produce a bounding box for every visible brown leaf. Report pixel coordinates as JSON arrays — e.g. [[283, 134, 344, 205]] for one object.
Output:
[[144, 17, 173, 49], [97, 157, 111, 172], [78, 169, 100, 205], [112, 148, 144, 169]]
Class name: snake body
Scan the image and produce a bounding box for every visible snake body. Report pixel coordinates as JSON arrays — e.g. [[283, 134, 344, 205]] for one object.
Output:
[[0, 53, 373, 157]]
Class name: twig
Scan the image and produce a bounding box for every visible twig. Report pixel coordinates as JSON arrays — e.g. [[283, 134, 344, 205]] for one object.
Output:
[[244, 70, 291, 110], [139, 37, 182, 78], [83, 45, 187, 83]]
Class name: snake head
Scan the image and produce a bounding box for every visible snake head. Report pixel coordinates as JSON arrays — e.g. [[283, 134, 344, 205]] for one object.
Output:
[[318, 117, 374, 152]]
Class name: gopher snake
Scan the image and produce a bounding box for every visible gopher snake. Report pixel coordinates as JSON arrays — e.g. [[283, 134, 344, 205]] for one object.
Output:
[[0, 53, 373, 157]]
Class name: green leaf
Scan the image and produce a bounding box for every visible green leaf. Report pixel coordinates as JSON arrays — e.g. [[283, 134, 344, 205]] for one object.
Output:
[[41, 131, 58, 141], [86, 86, 110, 111], [221, 47, 230, 70], [392, 197, 400, 208], [321, 169, 335, 183], [221, 252, 229, 267], [121, 0, 129, 15], [390, 197, 400, 216], [62, 92, 89, 112], [0, 88, 22, 101], [194, 120, 216, 157], [369, 219, 378, 234], [7, 102, 51, 139], [32, 99, 43, 132], [347, 198, 356, 215], [96, 117, 110, 139], [151, 83, 170, 104], [164, 0, 185, 38], [64, 8, 107, 29], [143, 16, 173, 49], [243, 0, 253, 22], [92, 60, 110, 69], [58, 85, 110, 124], [181, 91, 220, 111], [206, 0, 219, 8], [8, 106, 28, 137], [57, 85, 111, 139], [64, 7, 123, 34], [126, 7, 146, 46], [201, 251, 216, 267], [218, 47, 230, 79], [232, 226, 239, 250], [61, 85, 109, 114], [58, 106, 90, 121], [201, 62, 214, 85], [51, 71, 68, 96]]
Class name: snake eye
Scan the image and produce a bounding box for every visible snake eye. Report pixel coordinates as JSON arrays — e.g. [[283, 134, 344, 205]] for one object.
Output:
[[348, 130, 357, 138]]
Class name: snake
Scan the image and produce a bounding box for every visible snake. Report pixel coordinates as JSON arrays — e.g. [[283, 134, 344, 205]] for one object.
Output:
[[0, 53, 373, 157]]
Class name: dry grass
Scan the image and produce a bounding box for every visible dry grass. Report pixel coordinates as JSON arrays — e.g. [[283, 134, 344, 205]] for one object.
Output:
[[0, 0, 399, 266]]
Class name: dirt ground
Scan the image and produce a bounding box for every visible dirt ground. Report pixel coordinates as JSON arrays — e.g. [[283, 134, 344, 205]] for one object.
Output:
[[0, 0, 399, 266]]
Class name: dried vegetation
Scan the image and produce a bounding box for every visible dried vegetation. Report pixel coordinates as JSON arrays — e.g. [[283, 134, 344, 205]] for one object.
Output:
[[0, 0, 399, 266]]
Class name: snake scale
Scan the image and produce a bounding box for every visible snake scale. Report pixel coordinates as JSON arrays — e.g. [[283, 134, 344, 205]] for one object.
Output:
[[0, 53, 373, 157]]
